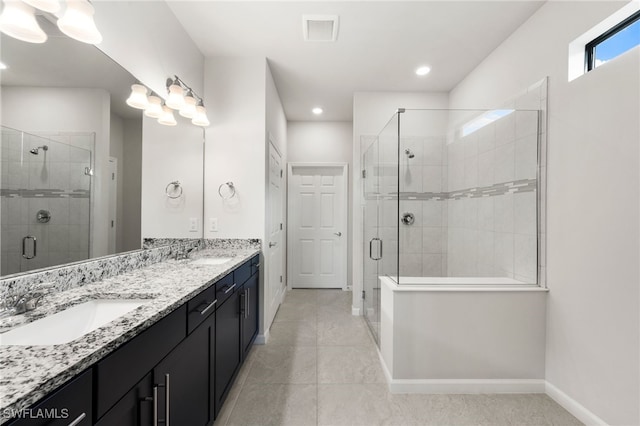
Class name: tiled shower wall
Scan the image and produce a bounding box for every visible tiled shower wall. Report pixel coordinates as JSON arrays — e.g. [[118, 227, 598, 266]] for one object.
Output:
[[394, 79, 547, 283], [1, 130, 93, 276]]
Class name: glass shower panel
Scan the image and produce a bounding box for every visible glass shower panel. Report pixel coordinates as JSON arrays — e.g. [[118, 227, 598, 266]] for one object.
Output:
[[362, 113, 399, 342], [1, 127, 93, 275]]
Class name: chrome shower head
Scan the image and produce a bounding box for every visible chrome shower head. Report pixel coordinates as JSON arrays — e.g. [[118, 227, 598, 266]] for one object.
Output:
[[29, 145, 48, 155], [404, 149, 415, 159]]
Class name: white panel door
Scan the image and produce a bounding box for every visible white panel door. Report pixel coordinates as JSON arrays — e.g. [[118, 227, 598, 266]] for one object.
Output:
[[267, 143, 284, 322], [289, 165, 347, 288]]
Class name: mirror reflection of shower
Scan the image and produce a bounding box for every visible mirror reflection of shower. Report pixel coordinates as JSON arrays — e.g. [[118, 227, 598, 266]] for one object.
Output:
[[404, 148, 415, 158], [29, 145, 48, 155]]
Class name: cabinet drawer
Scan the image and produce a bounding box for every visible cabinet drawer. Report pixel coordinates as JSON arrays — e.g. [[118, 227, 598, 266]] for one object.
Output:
[[215, 273, 236, 306], [250, 255, 260, 276], [234, 260, 252, 287], [187, 283, 217, 334], [95, 305, 186, 419], [8, 369, 92, 426]]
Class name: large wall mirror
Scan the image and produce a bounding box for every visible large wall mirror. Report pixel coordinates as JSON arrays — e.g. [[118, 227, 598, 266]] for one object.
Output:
[[0, 25, 204, 278]]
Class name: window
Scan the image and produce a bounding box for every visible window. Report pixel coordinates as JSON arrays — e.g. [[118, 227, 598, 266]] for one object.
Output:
[[586, 10, 640, 71]]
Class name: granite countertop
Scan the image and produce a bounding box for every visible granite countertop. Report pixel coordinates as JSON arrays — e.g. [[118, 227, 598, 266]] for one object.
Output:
[[0, 247, 260, 418]]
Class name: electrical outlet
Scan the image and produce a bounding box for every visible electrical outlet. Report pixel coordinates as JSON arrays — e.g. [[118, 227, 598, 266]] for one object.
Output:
[[209, 218, 218, 232], [189, 217, 198, 232]]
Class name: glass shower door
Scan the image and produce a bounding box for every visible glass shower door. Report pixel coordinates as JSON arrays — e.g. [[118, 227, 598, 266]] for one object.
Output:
[[362, 136, 380, 341]]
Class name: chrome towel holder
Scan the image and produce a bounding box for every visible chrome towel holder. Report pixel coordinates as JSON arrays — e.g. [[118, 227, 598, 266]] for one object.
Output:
[[165, 181, 183, 199], [218, 182, 236, 199]]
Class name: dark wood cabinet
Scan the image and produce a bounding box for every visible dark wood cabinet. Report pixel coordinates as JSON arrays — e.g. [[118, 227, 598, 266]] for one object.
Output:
[[94, 373, 153, 426], [154, 324, 209, 426], [214, 290, 242, 417], [8, 370, 92, 426], [241, 272, 259, 358], [11, 255, 259, 426]]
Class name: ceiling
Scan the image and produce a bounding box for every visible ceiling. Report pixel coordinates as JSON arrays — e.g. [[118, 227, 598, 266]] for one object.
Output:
[[167, 1, 545, 122], [0, 17, 140, 120]]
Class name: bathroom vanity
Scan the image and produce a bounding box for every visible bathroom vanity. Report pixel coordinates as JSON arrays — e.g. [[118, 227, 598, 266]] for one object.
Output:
[[0, 248, 260, 426]]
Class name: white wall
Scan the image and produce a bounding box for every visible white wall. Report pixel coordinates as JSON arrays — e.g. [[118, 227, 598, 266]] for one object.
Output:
[[94, 1, 204, 98], [1, 87, 111, 257], [449, 2, 639, 425], [288, 121, 353, 286], [352, 92, 449, 311], [141, 116, 204, 238]]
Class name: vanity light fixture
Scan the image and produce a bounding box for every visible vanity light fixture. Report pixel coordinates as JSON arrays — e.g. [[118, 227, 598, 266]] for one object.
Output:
[[57, 0, 102, 44], [179, 90, 197, 119], [144, 93, 164, 119], [191, 100, 210, 127], [126, 84, 149, 110], [22, 0, 60, 14], [166, 77, 185, 110], [0, 0, 47, 43], [158, 106, 177, 126]]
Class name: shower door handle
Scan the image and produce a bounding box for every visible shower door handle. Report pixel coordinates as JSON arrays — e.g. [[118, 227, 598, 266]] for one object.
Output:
[[369, 238, 382, 261], [22, 236, 37, 260]]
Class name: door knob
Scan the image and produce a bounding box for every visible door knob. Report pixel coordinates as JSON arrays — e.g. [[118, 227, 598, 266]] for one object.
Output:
[[334, 232, 342, 237], [269, 242, 277, 248]]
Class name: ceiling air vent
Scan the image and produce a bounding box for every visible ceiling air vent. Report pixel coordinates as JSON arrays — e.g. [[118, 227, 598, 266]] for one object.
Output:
[[302, 15, 339, 42]]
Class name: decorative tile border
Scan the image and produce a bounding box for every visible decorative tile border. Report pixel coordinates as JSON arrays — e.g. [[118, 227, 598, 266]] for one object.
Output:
[[365, 178, 537, 201], [1, 189, 90, 199]]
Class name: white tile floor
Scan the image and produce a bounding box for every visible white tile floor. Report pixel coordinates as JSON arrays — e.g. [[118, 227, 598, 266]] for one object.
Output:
[[214, 289, 582, 426]]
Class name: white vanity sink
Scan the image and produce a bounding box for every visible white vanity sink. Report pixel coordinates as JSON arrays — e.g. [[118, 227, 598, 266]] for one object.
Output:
[[190, 257, 232, 266], [0, 299, 147, 346]]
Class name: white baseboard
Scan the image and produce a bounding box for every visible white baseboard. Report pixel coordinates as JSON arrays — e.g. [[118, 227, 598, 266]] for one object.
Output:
[[255, 330, 269, 345], [545, 381, 607, 426], [351, 305, 361, 316], [387, 378, 546, 394]]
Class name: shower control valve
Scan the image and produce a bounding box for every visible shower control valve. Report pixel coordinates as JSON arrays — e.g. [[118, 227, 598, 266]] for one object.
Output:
[[401, 212, 415, 226]]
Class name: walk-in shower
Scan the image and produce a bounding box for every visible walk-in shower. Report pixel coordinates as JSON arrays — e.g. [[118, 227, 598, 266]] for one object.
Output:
[[1, 127, 93, 275], [362, 104, 545, 342]]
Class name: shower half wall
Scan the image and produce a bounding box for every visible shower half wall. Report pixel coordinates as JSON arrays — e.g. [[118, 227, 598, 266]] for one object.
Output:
[[363, 88, 549, 392]]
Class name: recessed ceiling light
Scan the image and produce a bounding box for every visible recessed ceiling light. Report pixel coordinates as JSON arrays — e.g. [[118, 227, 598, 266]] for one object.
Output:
[[0, 62, 7, 70], [415, 65, 431, 76], [312, 107, 323, 115]]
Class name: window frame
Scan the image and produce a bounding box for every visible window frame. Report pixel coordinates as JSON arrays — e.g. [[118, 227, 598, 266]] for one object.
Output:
[[585, 10, 640, 71]]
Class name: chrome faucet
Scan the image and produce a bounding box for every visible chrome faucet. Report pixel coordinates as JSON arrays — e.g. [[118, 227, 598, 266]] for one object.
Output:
[[174, 246, 196, 260], [1, 283, 55, 316]]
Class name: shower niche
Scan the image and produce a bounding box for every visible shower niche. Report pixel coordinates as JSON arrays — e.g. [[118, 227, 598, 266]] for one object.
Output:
[[1, 128, 93, 275]]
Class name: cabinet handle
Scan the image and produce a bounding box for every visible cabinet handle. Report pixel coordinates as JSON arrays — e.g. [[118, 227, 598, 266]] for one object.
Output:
[[68, 412, 86, 426], [153, 386, 159, 426], [246, 288, 250, 318], [224, 283, 236, 294], [254, 263, 261, 268], [165, 374, 170, 426], [199, 299, 217, 316]]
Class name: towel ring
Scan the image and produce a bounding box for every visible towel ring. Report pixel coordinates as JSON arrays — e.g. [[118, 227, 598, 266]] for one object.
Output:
[[218, 182, 236, 199], [165, 181, 183, 199]]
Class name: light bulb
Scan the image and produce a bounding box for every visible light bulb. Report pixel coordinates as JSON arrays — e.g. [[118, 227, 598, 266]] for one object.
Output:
[[166, 83, 185, 110], [144, 94, 163, 118], [158, 106, 177, 126], [192, 105, 210, 127], [0, 0, 47, 43], [57, 0, 102, 44], [22, 0, 60, 13], [126, 84, 148, 110], [179, 92, 197, 118]]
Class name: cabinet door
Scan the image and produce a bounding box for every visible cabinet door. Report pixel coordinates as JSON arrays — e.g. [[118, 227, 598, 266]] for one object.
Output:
[[241, 273, 259, 357], [154, 324, 209, 426], [214, 291, 241, 417], [95, 373, 154, 426], [8, 370, 92, 426]]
